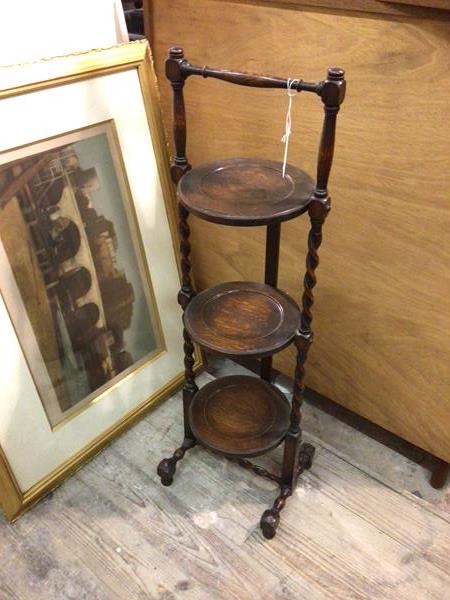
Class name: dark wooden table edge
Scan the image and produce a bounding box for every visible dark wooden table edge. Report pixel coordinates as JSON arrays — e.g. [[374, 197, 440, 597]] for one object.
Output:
[[178, 197, 312, 226], [183, 333, 299, 360]]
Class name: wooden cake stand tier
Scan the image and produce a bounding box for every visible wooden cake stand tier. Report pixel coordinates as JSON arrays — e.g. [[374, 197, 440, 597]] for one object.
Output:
[[189, 375, 291, 458], [183, 281, 301, 358], [178, 157, 315, 226]]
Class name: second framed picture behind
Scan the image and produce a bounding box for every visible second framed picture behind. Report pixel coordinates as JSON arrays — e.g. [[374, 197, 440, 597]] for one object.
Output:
[[0, 41, 199, 521]]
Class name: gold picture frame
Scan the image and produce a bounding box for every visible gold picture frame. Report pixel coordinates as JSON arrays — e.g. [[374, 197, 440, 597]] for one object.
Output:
[[0, 41, 201, 522]]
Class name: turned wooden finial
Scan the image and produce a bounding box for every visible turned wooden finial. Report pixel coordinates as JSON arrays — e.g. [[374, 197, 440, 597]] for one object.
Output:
[[169, 46, 184, 59], [166, 47, 186, 83], [327, 67, 345, 81], [320, 67, 346, 107]]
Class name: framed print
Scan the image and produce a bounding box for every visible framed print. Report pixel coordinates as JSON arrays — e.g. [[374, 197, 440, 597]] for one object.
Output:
[[1, 122, 165, 429], [0, 41, 200, 521]]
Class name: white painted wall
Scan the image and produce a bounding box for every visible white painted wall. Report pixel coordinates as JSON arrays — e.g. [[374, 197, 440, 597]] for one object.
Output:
[[0, 0, 128, 66]]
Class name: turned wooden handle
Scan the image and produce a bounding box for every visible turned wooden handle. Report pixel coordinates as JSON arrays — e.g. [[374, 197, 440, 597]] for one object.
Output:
[[182, 63, 322, 94]]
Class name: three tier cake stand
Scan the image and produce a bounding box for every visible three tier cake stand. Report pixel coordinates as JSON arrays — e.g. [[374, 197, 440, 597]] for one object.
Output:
[[157, 48, 346, 539]]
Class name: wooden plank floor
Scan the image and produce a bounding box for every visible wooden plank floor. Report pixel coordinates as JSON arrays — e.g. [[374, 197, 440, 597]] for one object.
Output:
[[1, 373, 449, 600]]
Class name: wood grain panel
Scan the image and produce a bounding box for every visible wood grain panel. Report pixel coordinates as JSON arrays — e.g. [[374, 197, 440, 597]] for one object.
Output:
[[151, 0, 450, 462], [214, 0, 450, 17]]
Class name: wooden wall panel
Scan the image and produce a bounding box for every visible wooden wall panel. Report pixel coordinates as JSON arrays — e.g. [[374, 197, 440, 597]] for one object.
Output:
[[151, 0, 450, 461], [218, 0, 450, 17]]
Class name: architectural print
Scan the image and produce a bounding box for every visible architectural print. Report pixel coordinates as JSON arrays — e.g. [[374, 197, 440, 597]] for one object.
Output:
[[0, 123, 162, 426]]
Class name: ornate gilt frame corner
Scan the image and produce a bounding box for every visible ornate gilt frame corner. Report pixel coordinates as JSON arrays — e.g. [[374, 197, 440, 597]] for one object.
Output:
[[0, 41, 202, 523]]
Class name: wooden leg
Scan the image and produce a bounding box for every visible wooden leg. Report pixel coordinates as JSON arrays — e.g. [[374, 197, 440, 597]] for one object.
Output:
[[430, 458, 450, 489], [281, 331, 313, 485], [181, 327, 198, 438], [157, 203, 198, 486], [157, 438, 196, 486], [260, 485, 291, 539], [259, 442, 315, 539], [259, 332, 315, 539], [259, 199, 328, 539], [264, 223, 281, 288], [260, 356, 273, 382], [157, 327, 198, 486], [281, 430, 302, 488], [283, 196, 328, 488], [261, 223, 281, 382]]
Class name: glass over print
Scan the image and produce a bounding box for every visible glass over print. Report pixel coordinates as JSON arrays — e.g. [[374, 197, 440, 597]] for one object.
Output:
[[0, 121, 164, 427]]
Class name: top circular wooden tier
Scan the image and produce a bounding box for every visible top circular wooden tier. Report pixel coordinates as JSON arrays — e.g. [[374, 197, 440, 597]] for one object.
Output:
[[177, 158, 315, 226]]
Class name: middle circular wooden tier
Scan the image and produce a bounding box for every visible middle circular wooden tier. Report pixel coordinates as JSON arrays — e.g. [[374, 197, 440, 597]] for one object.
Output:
[[178, 157, 315, 226], [189, 375, 291, 457], [184, 281, 301, 358]]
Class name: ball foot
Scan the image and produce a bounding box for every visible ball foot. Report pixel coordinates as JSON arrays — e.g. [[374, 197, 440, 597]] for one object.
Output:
[[160, 476, 173, 487], [157, 458, 175, 486], [157, 438, 196, 486], [299, 442, 315, 471], [260, 509, 280, 539]]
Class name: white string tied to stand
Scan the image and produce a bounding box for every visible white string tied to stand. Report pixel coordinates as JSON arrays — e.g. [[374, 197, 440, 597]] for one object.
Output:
[[281, 78, 299, 178]]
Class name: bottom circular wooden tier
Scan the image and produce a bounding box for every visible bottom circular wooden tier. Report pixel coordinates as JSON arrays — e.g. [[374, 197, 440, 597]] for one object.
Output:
[[189, 375, 291, 458]]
